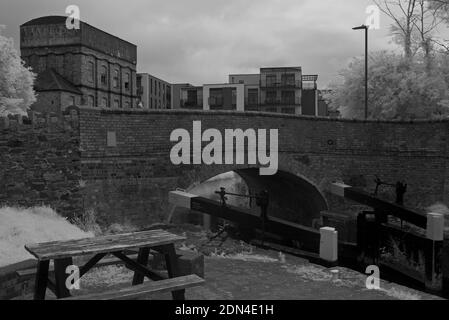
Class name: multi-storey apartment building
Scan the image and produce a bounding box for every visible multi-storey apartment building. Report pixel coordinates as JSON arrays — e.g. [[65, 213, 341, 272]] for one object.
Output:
[[229, 67, 323, 116], [259, 67, 302, 114], [172, 66, 324, 116], [20, 16, 138, 113], [137, 73, 171, 109]]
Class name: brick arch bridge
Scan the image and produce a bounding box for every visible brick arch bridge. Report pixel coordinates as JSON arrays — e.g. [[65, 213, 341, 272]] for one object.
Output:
[[77, 107, 449, 227]]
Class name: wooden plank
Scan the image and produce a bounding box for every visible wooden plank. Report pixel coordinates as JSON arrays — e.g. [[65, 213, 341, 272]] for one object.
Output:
[[16, 254, 137, 279], [62, 275, 205, 300], [191, 197, 321, 253], [80, 253, 108, 277], [33, 260, 49, 300], [25, 230, 186, 261], [132, 248, 150, 285], [160, 244, 185, 300], [54, 257, 73, 299], [344, 187, 427, 228], [47, 278, 56, 295]]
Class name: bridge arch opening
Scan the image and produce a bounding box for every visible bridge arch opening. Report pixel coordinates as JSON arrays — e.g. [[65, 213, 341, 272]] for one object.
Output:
[[177, 168, 328, 229]]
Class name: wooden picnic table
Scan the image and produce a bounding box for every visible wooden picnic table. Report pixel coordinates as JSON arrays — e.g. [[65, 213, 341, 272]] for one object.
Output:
[[25, 229, 187, 300]]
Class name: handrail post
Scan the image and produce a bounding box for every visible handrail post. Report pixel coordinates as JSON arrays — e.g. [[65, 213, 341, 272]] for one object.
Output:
[[424, 213, 444, 293]]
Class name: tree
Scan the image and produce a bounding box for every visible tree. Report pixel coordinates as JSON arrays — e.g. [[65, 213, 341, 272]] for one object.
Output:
[[324, 51, 449, 120], [374, 0, 419, 59], [427, 0, 449, 53], [373, 0, 445, 62], [0, 27, 36, 116]]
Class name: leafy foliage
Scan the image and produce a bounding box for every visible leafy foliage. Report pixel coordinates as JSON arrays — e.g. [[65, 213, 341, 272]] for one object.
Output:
[[0, 27, 36, 116], [325, 51, 449, 120]]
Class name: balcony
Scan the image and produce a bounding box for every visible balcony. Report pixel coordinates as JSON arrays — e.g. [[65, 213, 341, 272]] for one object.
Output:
[[181, 99, 202, 109], [245, 99, 259, 107], [208, 96, 224, 107], [260, 80, 301, 89], [302, 75, 318, 90]]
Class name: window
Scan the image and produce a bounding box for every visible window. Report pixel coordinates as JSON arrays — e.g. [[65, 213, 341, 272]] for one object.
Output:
[[281, 73, 295, 86], [70, 96, 76, 106], [114, 99, 119, 108], [124, 73, 130, 91], [209, 88, 224, 109], [281, 91, 295, 104], [266, 74, 276, 86], [150, 79, 153, 94], [101, 66, 107, 85], [266, 91, 277, 104], [125, 101, 130, 109], [88, 95, 95, 107], [113, 70, 119, 88], [102, 97, 108, 108], [88, 62, 94, 83], [248, 89, 258, 105], [187, 90, 197, 106]]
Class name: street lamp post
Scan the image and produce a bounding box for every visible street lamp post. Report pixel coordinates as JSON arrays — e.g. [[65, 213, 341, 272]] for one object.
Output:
[[353, 25, 368, 120]]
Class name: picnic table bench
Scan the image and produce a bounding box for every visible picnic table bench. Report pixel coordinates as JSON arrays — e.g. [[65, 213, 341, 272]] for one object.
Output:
[[24, 229, 205, 300]]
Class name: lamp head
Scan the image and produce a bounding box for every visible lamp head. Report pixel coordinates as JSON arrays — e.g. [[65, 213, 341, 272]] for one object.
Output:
[[352, 25, 368, 30]]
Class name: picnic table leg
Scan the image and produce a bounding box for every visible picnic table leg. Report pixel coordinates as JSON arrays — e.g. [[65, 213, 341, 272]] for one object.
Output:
[[161, 244, 185, 300], [54, 257, 73, 299], [33, 260, 50, 300], [132, 247, 150, 285]]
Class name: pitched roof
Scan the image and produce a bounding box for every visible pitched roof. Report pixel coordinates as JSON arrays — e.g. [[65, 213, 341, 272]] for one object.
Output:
[[34, 69, 82, 95]]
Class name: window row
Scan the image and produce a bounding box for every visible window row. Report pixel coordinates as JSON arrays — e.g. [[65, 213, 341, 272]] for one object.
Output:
[[149, 78, 170, 97], [149, 98, 167, 109], [87, 62, 131, 91]]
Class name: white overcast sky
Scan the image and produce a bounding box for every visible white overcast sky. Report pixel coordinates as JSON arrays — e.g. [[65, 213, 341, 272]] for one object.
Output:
[[2, 0, 446, 88]]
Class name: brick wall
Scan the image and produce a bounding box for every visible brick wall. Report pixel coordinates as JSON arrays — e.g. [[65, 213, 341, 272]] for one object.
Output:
[[1, 107, 449, 227], [31, 91, 61, 114], [77, 107, 449, 226], [0, 110, 84, 219]]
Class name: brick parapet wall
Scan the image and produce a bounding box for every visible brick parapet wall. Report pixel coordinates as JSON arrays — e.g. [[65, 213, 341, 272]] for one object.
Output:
[[0, 109, 84, 219], [76, 107, 449, 226], [2, 106, 449, 226]]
